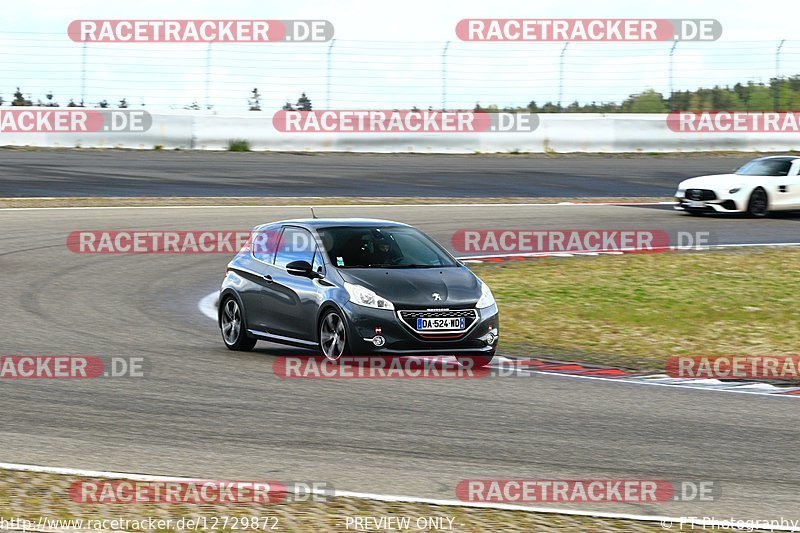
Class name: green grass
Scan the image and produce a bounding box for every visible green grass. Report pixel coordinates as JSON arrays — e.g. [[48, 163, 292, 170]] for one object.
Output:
[[226, 139, 251, 152], [472, 248, 800, 372]]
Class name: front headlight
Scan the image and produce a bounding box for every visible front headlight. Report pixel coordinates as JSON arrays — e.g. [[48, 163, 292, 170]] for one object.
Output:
[[344, 282, 394, 310], [476, 281, 496, 309], [676, 189, 685, 197]]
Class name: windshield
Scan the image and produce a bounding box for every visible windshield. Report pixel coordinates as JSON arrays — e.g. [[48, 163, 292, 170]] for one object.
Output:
[[317, 226, 457, 268], [735, 159, 793, 176]]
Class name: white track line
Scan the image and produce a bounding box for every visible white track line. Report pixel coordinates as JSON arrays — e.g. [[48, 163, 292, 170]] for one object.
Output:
[[0, 202, 668, 211], [1, 462, 795, 531], [198, 291, 219, 321], [499, 366, 800, 398]]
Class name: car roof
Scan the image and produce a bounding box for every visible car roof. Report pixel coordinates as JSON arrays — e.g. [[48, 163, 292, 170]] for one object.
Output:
[[753, 155, 800, 162], [257, 218, 412, 230]]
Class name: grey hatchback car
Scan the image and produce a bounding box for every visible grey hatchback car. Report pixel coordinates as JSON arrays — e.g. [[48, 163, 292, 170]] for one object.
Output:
[[218, 218, 499, 367]]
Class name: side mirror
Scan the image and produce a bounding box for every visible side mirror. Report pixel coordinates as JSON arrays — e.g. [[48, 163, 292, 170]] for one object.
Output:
[[286, 260, 320, 278]]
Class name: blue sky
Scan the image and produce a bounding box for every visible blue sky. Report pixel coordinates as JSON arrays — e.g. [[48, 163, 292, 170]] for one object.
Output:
[[1, 0, 797, 111]]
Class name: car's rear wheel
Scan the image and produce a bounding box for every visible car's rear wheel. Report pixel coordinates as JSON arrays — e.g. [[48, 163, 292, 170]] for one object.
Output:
[[220, 296, 257, 351], [456, 354, 495, 369], [747, 188, 769, 218], [319, 309, 349, 361]]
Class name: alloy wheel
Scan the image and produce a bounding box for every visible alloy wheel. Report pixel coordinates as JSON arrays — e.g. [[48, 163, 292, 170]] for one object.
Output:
[[320, 312, 346, 361], [221, 298, 242, 345]]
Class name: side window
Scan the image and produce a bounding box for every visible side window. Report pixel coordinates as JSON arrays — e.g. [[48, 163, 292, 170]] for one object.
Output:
[[252, 226, 278, 263], [775, 161, 791, 176], [275, 227, 316, 269]]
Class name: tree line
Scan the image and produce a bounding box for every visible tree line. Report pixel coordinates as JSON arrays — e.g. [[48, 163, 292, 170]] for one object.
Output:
[[4, 76, 799, 112], [480, 77, 800, 113]]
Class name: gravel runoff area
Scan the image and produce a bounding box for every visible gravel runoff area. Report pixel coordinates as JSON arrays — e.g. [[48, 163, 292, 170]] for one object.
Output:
[[0, 468, 741, 532]]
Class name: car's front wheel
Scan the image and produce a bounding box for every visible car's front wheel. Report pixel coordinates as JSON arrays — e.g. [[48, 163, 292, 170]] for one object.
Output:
[[319, 309, 349, 361], [220, 296, 257, 351], [747, 188, 769, 217]]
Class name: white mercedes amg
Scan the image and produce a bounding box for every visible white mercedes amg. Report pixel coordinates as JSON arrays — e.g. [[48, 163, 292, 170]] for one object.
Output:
[[674, 155, 800, 217]]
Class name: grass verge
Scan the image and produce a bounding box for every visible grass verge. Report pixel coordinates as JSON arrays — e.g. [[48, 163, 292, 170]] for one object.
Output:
[[472, 248, 800, 373], [227, 139, 251, 152]]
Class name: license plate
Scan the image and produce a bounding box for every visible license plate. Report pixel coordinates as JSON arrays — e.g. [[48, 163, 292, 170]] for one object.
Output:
[[688, 200, 706, 208], [416, 317, 465, 330]]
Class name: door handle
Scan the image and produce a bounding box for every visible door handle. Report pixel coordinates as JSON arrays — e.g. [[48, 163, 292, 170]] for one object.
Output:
[[262, 274, 273, 283]]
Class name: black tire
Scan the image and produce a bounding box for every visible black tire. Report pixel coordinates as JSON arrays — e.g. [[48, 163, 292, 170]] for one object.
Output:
[[220, 296, 257, 351], [456, 354, 495, 369], [747, 188, 769, 218], [319, 308, 350, 361]]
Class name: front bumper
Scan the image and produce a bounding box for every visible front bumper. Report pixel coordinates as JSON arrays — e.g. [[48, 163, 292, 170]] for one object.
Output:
[[674, 190, 743, 213], [341, 302, 499, 356]]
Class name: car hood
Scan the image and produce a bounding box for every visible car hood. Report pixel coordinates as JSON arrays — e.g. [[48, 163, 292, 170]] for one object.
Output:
[[338, 266, 481, 308], [678, 173, 760, 190]]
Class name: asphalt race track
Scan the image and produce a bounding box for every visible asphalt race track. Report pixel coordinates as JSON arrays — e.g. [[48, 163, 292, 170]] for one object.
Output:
[[0, 150, 764, 197], [1, 203, 799, 522]]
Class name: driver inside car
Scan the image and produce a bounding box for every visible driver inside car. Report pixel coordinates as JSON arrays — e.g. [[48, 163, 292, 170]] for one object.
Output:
[[361, 234, 400, 266]]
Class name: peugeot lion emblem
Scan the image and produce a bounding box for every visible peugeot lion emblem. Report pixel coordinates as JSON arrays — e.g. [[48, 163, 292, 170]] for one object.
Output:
[[432, 293, 442, 301]]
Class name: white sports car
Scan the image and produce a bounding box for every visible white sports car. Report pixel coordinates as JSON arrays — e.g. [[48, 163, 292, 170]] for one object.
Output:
[[674, 155, 800, 217]]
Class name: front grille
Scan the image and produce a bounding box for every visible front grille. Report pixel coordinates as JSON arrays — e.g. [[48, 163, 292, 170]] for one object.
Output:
[[398, 309, 478, 333], [685, 189, 717, 201]]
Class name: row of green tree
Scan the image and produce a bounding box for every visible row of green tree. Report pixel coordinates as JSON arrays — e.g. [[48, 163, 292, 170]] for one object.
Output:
[[5, 76, 800, 112], [480, 77, 800, 113]]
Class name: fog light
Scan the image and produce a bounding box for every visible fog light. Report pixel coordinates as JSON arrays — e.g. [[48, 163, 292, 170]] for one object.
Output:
[[372, 335, 385, 347], [485, 326, 498, 346]]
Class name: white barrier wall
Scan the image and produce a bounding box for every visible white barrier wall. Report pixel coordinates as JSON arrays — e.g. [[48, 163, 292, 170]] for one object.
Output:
[[1, 110, 798, 153]]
